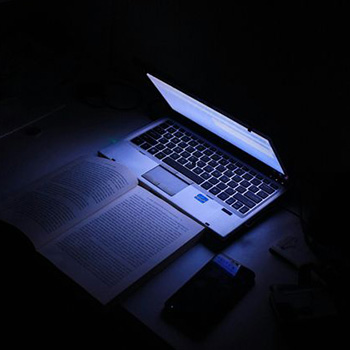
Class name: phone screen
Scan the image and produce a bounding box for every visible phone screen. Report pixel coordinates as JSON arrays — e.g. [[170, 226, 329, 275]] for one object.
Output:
[[163, 254, 255, 336]]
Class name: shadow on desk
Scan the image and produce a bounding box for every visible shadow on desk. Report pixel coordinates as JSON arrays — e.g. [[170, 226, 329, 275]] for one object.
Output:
[[2, 217, 349, 349]]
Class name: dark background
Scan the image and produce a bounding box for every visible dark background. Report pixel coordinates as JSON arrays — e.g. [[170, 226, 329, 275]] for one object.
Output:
[[1, 0, 349, 176], [1, 0, 349, 348]]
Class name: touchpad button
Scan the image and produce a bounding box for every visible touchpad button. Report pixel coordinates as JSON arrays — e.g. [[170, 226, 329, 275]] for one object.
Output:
[[142, 166, 188, 196]]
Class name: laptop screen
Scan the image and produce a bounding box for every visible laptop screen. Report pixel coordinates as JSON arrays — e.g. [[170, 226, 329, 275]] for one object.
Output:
[[147, 73, 285, 175]]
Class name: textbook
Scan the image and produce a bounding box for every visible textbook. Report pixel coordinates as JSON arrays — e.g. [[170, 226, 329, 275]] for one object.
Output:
[[0, 156, 203, 304]]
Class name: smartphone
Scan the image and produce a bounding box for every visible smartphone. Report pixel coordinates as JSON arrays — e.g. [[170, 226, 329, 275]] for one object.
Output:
[[162, 254, 255, 336]]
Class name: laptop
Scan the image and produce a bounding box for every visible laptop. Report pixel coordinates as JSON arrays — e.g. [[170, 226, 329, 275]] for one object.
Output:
[[99, 72, 288, 240]]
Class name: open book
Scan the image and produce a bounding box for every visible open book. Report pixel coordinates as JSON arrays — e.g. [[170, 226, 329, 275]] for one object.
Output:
[[0, 157, 203, 304]]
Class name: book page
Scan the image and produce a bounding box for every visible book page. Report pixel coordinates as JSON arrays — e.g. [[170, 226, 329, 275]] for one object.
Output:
[[0, 156, 137, 248], [40, 186, 203, 304]]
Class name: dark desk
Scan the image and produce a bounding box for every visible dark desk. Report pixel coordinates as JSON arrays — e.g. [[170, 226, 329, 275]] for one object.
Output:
[[125, 210, 302, 349], [0, 101, 315, 349]]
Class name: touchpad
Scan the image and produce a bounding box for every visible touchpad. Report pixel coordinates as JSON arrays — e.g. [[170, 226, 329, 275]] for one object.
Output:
[[142, 166, 188, 196]]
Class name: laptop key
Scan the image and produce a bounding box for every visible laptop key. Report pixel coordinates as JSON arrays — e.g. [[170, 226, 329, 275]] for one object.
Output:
[[219, 159, 229, 166], [225, 197, 235, 205], [224, 170, 235, 177], [130, 136, 145, 145], [209, 187, 221, 195], [232, 175, 242, 182], [228, 180, 238, 188], [225, 188, 235, 195], [216, 165, 226, 172], [159, 138, 168, 144], [170, 153, 180, 160], [177, 157, 187, 165], [204, 165, 214, 173], [233, 193, 255, 208], [148, 131, 161, 140], [180, 151, 190, 158], [232, 201, 243, 209], [186, 162, 195, 169], [245, 191, 262, 203], [226, 163, 237, 171], [218, 192, 229, 201], [249, 185, 259, 193], [243, 173, 253, 180], [201, 155, 211, 162], [236, 186, 246, 193], [201, 182, 212, 190], [217, 182, 227, 190], [163, 157, 204, 184], [239, 206, 249, 214], [193, 167, 203, 174], [201, 172, 211, 180], [148, 147, 158, 155], [155, 152, 166, 159], [172, 137, 181, 143], [251, 178, 261, 186], [241, 180, 250, 188], [143, 135, 157, 145], [193, 151, 203, 158], [219, 175, 230, 183], [185, 146, 195, 153], [209, 177, 219, 185], [140, 143, 152, 150], [260, 183, 274, 194], [257, 190, 268, 199], [212, 170, 221, 178], [155, 126, 166, 134]]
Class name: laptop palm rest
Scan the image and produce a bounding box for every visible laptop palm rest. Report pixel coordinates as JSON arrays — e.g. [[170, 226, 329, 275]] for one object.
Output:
[[142, 166, 188, 196]]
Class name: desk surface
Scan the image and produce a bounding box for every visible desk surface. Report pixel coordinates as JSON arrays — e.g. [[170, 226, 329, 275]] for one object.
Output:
[[0, 101, 307, 349]]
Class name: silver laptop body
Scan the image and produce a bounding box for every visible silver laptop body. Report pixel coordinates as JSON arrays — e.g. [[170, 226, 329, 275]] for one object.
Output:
[[99, 73, 288, 240]]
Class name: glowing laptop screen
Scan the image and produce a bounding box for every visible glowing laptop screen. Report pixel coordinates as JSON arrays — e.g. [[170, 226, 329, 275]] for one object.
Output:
[[147, 73, 285, 175]]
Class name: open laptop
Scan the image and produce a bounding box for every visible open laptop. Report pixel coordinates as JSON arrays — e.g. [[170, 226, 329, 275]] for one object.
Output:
[[99, 72, 288, 240]]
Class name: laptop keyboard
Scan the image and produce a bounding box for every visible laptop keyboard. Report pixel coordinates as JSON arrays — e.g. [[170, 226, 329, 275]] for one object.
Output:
[[131, 120, 279, 216]]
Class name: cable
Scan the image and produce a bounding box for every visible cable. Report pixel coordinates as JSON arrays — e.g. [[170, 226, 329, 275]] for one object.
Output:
[[0, 104, 66, 140]]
